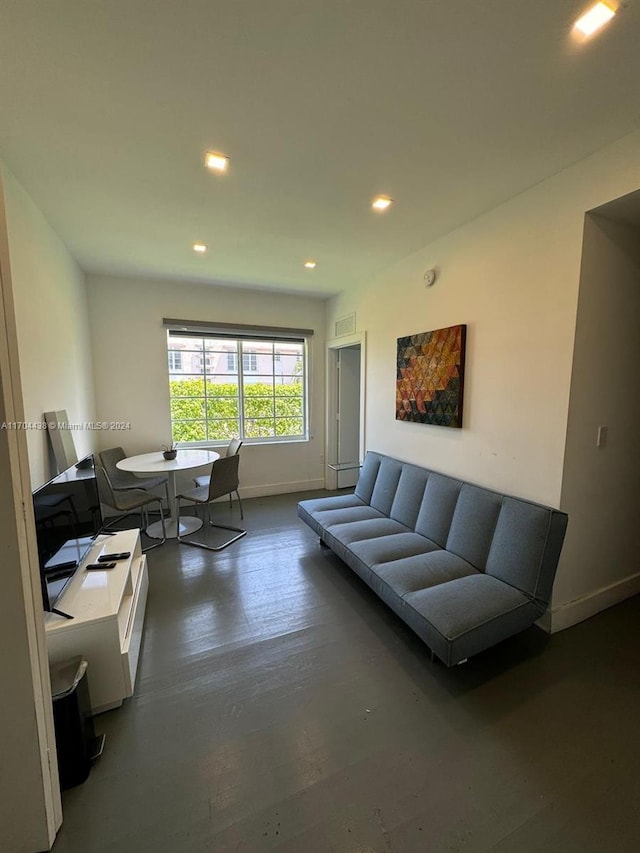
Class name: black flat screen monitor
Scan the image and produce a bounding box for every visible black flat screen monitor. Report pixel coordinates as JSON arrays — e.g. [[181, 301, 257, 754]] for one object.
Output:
[[32, 455, 102, 614]]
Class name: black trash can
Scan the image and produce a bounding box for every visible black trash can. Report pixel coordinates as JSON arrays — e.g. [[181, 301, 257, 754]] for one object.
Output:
[[50, 656, 104, 790]]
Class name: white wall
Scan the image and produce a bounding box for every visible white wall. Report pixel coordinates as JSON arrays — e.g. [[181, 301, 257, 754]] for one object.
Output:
[[1, 163, 96, 488], [86, 274, 327, 496], [326, 128, 640, 621], [555, 213, 640, 628]]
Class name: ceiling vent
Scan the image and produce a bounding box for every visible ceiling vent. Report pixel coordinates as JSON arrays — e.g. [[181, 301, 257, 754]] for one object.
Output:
[[334, 313, 356, 338]]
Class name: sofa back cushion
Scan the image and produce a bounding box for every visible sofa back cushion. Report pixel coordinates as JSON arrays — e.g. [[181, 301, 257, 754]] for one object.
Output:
[[445, 484, 502, 571], [414, 473, 463, 547], [485, 498, 568, 604], [354, 452, 382, 503], [369, 455, 404, 515], [390, 464, 430, 529]]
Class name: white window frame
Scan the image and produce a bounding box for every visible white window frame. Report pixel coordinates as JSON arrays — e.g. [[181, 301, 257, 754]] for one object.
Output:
[[167, 332, 309, 447]]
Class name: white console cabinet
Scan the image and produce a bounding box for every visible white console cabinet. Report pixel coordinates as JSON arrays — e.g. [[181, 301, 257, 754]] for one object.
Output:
[[45, 529, 148, 714]]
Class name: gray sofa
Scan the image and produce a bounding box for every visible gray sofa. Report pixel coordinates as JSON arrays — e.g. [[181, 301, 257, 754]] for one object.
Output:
[[298, 451, 568, 666]]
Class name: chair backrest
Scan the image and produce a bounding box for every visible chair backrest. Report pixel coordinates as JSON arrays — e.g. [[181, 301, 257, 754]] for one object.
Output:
[[98, 447, 131, 488], [226, 438, 243, 457], [95, 464, 117, 508], [207, 454, 240, 501]]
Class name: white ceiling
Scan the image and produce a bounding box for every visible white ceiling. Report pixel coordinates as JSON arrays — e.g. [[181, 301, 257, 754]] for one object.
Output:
[[1, 1, 639, 298]]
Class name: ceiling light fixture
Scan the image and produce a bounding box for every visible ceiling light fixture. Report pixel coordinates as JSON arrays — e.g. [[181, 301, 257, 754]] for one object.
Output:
[[372, 195, 393, 212], [204, 151, 230, 173], [574, 2, 616, 36], [192, 242, 207, 253], [304, 260, 317, 269]]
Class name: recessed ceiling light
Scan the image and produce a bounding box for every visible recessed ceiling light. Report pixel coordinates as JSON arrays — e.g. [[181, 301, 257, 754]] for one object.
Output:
[[372, 195, 393, 212], [574, 2, 616, 36], [192, 242, 207, 253], [304, 260, 317, 269], [204, 151, 230, 173]]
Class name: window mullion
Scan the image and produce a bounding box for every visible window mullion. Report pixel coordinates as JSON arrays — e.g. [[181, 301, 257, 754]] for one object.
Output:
[[237, 341, 245, 440], [271, 349, 276, 435], [201, 339, 209, 441]]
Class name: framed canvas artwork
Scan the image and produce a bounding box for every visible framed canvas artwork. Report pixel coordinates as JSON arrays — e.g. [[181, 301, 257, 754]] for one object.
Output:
[[396, 324, 466, 428]]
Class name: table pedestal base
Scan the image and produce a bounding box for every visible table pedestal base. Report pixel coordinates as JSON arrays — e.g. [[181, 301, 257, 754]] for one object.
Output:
[[146, 515, 202, 540]]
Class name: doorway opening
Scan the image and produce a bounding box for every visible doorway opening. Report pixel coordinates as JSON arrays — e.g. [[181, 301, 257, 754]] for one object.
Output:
[[326, 332, 366, 490]]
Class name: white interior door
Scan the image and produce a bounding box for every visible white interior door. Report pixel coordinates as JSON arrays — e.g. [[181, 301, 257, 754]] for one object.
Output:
[[336, 345, 361, 488]]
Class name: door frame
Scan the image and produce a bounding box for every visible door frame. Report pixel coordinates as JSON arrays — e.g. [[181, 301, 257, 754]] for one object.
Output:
[[0, 171, 62, 849], [325, 331, 366, 490]]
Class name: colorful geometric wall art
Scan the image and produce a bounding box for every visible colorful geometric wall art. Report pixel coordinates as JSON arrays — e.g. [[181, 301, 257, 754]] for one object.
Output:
[[396, 324, 466, 427]]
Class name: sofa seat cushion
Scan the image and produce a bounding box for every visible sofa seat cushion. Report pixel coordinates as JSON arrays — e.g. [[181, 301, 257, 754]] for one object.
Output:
[[368, 549, 478, 619], [403, 574, 540, 666], [376, 550, 478, 597], [350, 532, 440, 568], [328, 517, 409, 546], [298, 495, 375, 536], [299, 494, 366, 514], [311, 505, 386, 528]]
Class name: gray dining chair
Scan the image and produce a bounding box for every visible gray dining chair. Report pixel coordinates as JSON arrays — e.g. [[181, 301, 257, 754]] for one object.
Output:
[[176, 453, 246, 551], [96, 465, 166, 550], [99, 447, 170, 509], [192, 439, 243, 517]]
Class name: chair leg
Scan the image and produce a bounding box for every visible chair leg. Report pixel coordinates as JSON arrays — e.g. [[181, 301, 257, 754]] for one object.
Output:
[[206, 519, 246, 550], [177, 498, 246, 552], [141, 499, 166, 551], [101, 500, 167, 551], [235, 491, 244, 520]]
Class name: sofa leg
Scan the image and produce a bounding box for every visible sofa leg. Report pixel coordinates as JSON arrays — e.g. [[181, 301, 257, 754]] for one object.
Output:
[[319, 538, 330, 548]]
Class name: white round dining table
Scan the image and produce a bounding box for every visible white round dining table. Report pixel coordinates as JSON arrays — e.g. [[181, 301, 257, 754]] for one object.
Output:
[[117, 449, 220, 539]]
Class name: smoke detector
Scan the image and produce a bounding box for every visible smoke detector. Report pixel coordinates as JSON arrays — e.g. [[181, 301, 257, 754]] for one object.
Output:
[[424, 269, 437, 287]]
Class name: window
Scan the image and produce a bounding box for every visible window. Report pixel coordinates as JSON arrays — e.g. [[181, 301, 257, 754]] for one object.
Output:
[[195, 355, 211, 373], [168, 351, 183, 371], [167, 333, 307, 445], [226, 352, 257, 372]]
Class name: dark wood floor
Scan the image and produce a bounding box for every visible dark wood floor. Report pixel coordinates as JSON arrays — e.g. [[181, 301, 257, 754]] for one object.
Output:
[[51, 491, 640, 853]]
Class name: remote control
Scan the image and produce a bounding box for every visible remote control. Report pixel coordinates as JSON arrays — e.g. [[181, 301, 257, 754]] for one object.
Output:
[[98, 552, 131, 562], [86, 562, 117, 570]]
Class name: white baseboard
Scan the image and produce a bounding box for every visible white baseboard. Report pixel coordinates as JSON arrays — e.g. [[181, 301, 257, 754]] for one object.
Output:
[[238, 479, 325, 500], [549, 571, 640, 633]]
